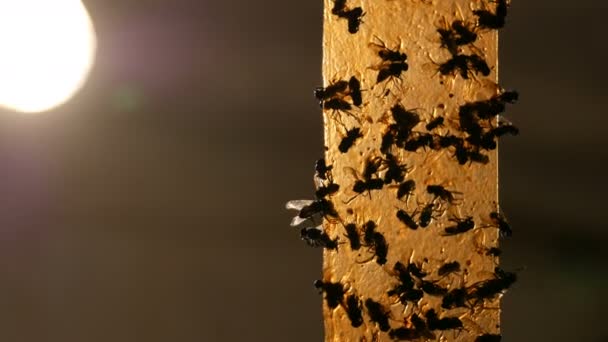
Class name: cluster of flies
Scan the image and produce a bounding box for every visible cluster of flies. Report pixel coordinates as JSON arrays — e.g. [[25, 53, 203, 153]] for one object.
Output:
[[286, 0, 517, 341]]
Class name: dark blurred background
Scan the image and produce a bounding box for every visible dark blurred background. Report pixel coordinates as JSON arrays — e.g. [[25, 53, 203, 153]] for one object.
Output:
[[0, 1, 605, 341]]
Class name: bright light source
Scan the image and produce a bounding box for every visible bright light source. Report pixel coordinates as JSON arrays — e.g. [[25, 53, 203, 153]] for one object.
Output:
[[0, 0, 96, 113]]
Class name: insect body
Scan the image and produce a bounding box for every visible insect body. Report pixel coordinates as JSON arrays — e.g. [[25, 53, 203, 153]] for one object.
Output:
[[344, 294, 364, 327], [439, 54, 490, 79], [490, 211, 512, 237], [348, 76, 362, 106], [314, 80, 348, 107], [474, 0, 508, 29], [467, 267, 517, 302], [286, 198, 338, 226], [396, 209, 418, 230], [315, 158, 333, 181], [438, 20, 477, 55], [427, 184, 460, 204], [365, 298, 391, 332], [419, 202, 437, 228], [343, 223, 361, 250], [315, 182, 339, 199], [419, 280, 448, 297], [361, 221, 388, 265], [300, 226, 338, 249], [425, 309, 463, 331], [437, 261, 461, 276], [346, 157, 385, 201], [339, 127, 363, 153], [382, 153, 409, 184], [314, 280, 345, 309], [396, 180, 416, 200], [331, 0, 365, 33], [441, 288, 468, 309], [443, 216, 475, 235], [370, 41, 409, 83], [425, 116, 444, 131]]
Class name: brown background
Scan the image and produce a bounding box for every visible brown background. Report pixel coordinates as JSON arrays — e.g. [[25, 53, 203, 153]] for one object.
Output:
[[0, 1, 605, 341]]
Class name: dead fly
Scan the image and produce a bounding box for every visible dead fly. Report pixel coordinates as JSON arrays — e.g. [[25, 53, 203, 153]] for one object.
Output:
[[382, 153, 410, 184], [365, 298, 391, 332], [345, 157, 384, 202], [396, 180, 416, 201], [437, 261, 461, 276], [362, 220, 378, 245], [339, 127, 363, 153], [343, 7, 365, 34], [425, 309, 463, 331], [419, 202, 438, 228], [441, 288, 468, 309], [471, 131, 498, 150], [438, 20, 478, 55], [331, 0, 365, 33], [408, 262, 428, 279], [458, 106, 484, 136], [397, 208, 419, 230], [314, 79, 348, 107], [467, 149, 490, 164], [467, 267, 517, 302], [361, 221, 388, 265], [322, 97, 352, 113], [437, 135, 464, 149], [352, 177, 384, 199], [388, 262, 424, 304], [497, 90, 518, 104], [419, 280, 448, 297], [389, 262, 415, 291], [391, 104, 421, 132], [314, 182, 339, 199], [403, 133, 434, 152], [300, 226, 338, 249], [460, 91, 518, 121], [380, 104, 421, 151], [315, 158, 333, 181], [369, 39, 409, 83], [474, 0, 508, 30], [390, 315, 434, 341], [344, 294, 364, 327], [476, 334, 502, 342], [410, 314, 434, 337], [343, 223, 362, 250], [314, 280, 345, 309], [454, 145, 489, 165], [362, 156, 383, 179], [443, 216, 475, 235], [380, 129, 396, 154], [371, 231, 388, 265], [439, 53, 490, 79], [425, 116, 444, 131], [286, 198, 338, 226], [348, 75, 363, 106], [490, 211, 512, 237], [316, 76, 363, 108], [489, 123, 519, 138], [331, 0, 347, 14], [389, 327, 422, 341], [486, 247, 502, 256], [427, 185, 461, 205]]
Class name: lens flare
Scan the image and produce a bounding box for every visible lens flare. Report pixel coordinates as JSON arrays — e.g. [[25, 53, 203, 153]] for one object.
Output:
[[0, 0, 96, 113]]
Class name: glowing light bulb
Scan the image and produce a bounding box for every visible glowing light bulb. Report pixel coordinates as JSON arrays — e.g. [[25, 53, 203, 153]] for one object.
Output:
[[0, 0, 96, 113]]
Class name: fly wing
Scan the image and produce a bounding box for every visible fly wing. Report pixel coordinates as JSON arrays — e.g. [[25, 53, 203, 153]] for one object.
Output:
[[291, 215, 309, 227], [285, 199, 314, 211]]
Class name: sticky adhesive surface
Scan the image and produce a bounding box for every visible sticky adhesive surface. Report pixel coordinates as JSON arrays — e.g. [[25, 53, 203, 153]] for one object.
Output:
[[321, 1, 501, 340]]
